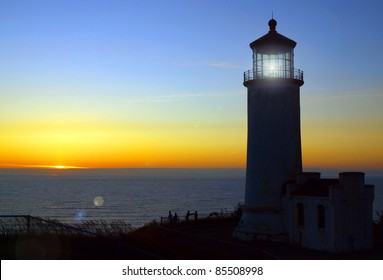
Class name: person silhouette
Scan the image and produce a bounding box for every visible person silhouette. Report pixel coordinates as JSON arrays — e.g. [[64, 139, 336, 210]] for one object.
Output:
[[173, 212, 178, 224], [168, 211, 173, 223], [194, 210, 198, 221], [185, 210, 190, 221]]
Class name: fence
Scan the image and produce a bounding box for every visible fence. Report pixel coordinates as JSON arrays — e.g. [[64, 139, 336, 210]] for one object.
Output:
[[0, 215, 132, 236]]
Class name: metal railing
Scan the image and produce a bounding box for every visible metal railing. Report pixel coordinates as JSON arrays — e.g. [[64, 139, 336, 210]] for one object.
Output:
[[244, 68, 304, 82]]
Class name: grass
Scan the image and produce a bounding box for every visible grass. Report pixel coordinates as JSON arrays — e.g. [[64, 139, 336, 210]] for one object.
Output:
[[1, 210, 382, 260], [0, 213, 246, 259], [0, 216, 136, 259]]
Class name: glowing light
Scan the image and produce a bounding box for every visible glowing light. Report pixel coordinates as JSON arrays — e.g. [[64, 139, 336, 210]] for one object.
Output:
[[54, 165, 65, 169], [48, 165, 86, 169]]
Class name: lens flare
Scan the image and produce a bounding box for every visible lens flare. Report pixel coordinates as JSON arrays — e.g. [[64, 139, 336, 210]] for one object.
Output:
[[74, 209, 87, 222], [94, 196, 104, 207]]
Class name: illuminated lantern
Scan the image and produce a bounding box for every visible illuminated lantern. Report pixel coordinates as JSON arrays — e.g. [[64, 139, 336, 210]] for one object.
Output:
[[245, 18, 303, 80]]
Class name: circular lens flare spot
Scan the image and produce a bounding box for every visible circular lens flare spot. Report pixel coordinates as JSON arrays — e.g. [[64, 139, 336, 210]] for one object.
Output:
[[94, 196, 104, 207], [74, 210, 87, 222]]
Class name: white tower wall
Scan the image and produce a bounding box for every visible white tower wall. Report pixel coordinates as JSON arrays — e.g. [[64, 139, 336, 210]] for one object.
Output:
[[234, 79, 302, 241]]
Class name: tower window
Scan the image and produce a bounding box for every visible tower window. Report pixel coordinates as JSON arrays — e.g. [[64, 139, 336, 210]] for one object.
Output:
[[317, 204, 325, 229], [296, 203, 304, 227], [254, 51, 294, 78]]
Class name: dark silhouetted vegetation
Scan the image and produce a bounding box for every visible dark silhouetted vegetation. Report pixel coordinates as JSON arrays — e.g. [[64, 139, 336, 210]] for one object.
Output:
[[2, 207, 383, 260]]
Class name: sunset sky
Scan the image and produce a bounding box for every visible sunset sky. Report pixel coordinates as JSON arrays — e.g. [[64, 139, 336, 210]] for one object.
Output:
[[1, 0, 382, 170]]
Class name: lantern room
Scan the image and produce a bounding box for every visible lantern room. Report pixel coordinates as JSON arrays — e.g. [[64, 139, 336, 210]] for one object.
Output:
[[244, 19, 303, 83]]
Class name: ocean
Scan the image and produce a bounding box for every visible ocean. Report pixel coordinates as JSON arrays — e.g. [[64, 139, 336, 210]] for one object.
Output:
[[0, 168, 382, 228], [0, 168, 245, 228]]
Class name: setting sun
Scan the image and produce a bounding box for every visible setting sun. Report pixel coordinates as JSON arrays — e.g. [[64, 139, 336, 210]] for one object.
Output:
[[53, 165, 64, 169], [50, 165, 85, 169], [0, 164, 86, 169]]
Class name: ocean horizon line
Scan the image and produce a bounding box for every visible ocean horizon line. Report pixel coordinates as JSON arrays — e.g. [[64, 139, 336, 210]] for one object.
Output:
[[0, 166, 382, 178]]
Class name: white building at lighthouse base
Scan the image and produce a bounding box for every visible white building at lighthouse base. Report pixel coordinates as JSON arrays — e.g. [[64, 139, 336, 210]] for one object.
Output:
[[283, 171, 374, 253]]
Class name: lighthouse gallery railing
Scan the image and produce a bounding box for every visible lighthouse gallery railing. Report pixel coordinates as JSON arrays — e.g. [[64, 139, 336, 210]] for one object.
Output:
[[244, 68, 304, 82]]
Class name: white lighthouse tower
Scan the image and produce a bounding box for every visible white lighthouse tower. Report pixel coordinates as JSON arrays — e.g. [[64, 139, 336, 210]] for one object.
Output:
[[234, 19, 304, 241]]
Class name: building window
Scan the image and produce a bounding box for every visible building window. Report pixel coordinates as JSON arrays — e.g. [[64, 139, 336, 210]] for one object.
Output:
[[296, 203, 304, 227], [317, 204, 325, 229]]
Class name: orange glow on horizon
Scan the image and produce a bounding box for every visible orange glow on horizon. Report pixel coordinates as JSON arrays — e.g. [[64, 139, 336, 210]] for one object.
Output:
[[0, 164, 87, 169], [51, 165, 85, 169], [1, 97, 382, 171], [53, 165, 65, 169], [301, 118, 383, 171], [0, 119, 247, 169]]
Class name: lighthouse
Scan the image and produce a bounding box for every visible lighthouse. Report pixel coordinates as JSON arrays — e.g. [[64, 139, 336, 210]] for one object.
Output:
[[234, 19, 304, 241]]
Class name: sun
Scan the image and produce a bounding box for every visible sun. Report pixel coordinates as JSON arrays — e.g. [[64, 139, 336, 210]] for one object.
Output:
[[0, 164, 86, 169], [53, 165, 66, 169], [50, 165, 84, 169]]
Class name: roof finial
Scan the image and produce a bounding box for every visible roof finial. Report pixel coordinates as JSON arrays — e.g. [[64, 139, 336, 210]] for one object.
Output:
[[268, 17, 277, 32]]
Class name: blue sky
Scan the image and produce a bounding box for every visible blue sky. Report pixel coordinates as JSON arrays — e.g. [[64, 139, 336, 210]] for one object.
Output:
[[2, 0, 382, 97], [3, 1, 381, 93], [0, 0, 382, 170]]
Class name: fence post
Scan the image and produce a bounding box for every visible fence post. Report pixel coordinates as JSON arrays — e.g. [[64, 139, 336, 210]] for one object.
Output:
[[27, 215, 31, 234]]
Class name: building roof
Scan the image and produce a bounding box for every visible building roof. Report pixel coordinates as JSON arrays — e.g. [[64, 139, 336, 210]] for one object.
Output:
[[290, 179, 340, 197], [250, 19, 297, 50]]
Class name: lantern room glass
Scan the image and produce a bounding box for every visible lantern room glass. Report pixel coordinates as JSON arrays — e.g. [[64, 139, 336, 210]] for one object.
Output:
[[253, 49, 294, 78]]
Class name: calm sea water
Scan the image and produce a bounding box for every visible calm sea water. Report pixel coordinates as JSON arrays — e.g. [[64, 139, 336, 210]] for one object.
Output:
[[0, 168, 245, 228], [0, 168, 382, 228]]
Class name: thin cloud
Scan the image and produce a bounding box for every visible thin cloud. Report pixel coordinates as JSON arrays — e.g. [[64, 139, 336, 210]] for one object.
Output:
[[303, 91, 383, 104], [0, 163, 87, 169], [123, 92, 239, 104], [168, 61, 242, 69], [204, 62, 242, 68], [123, 94, 202, 104]]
